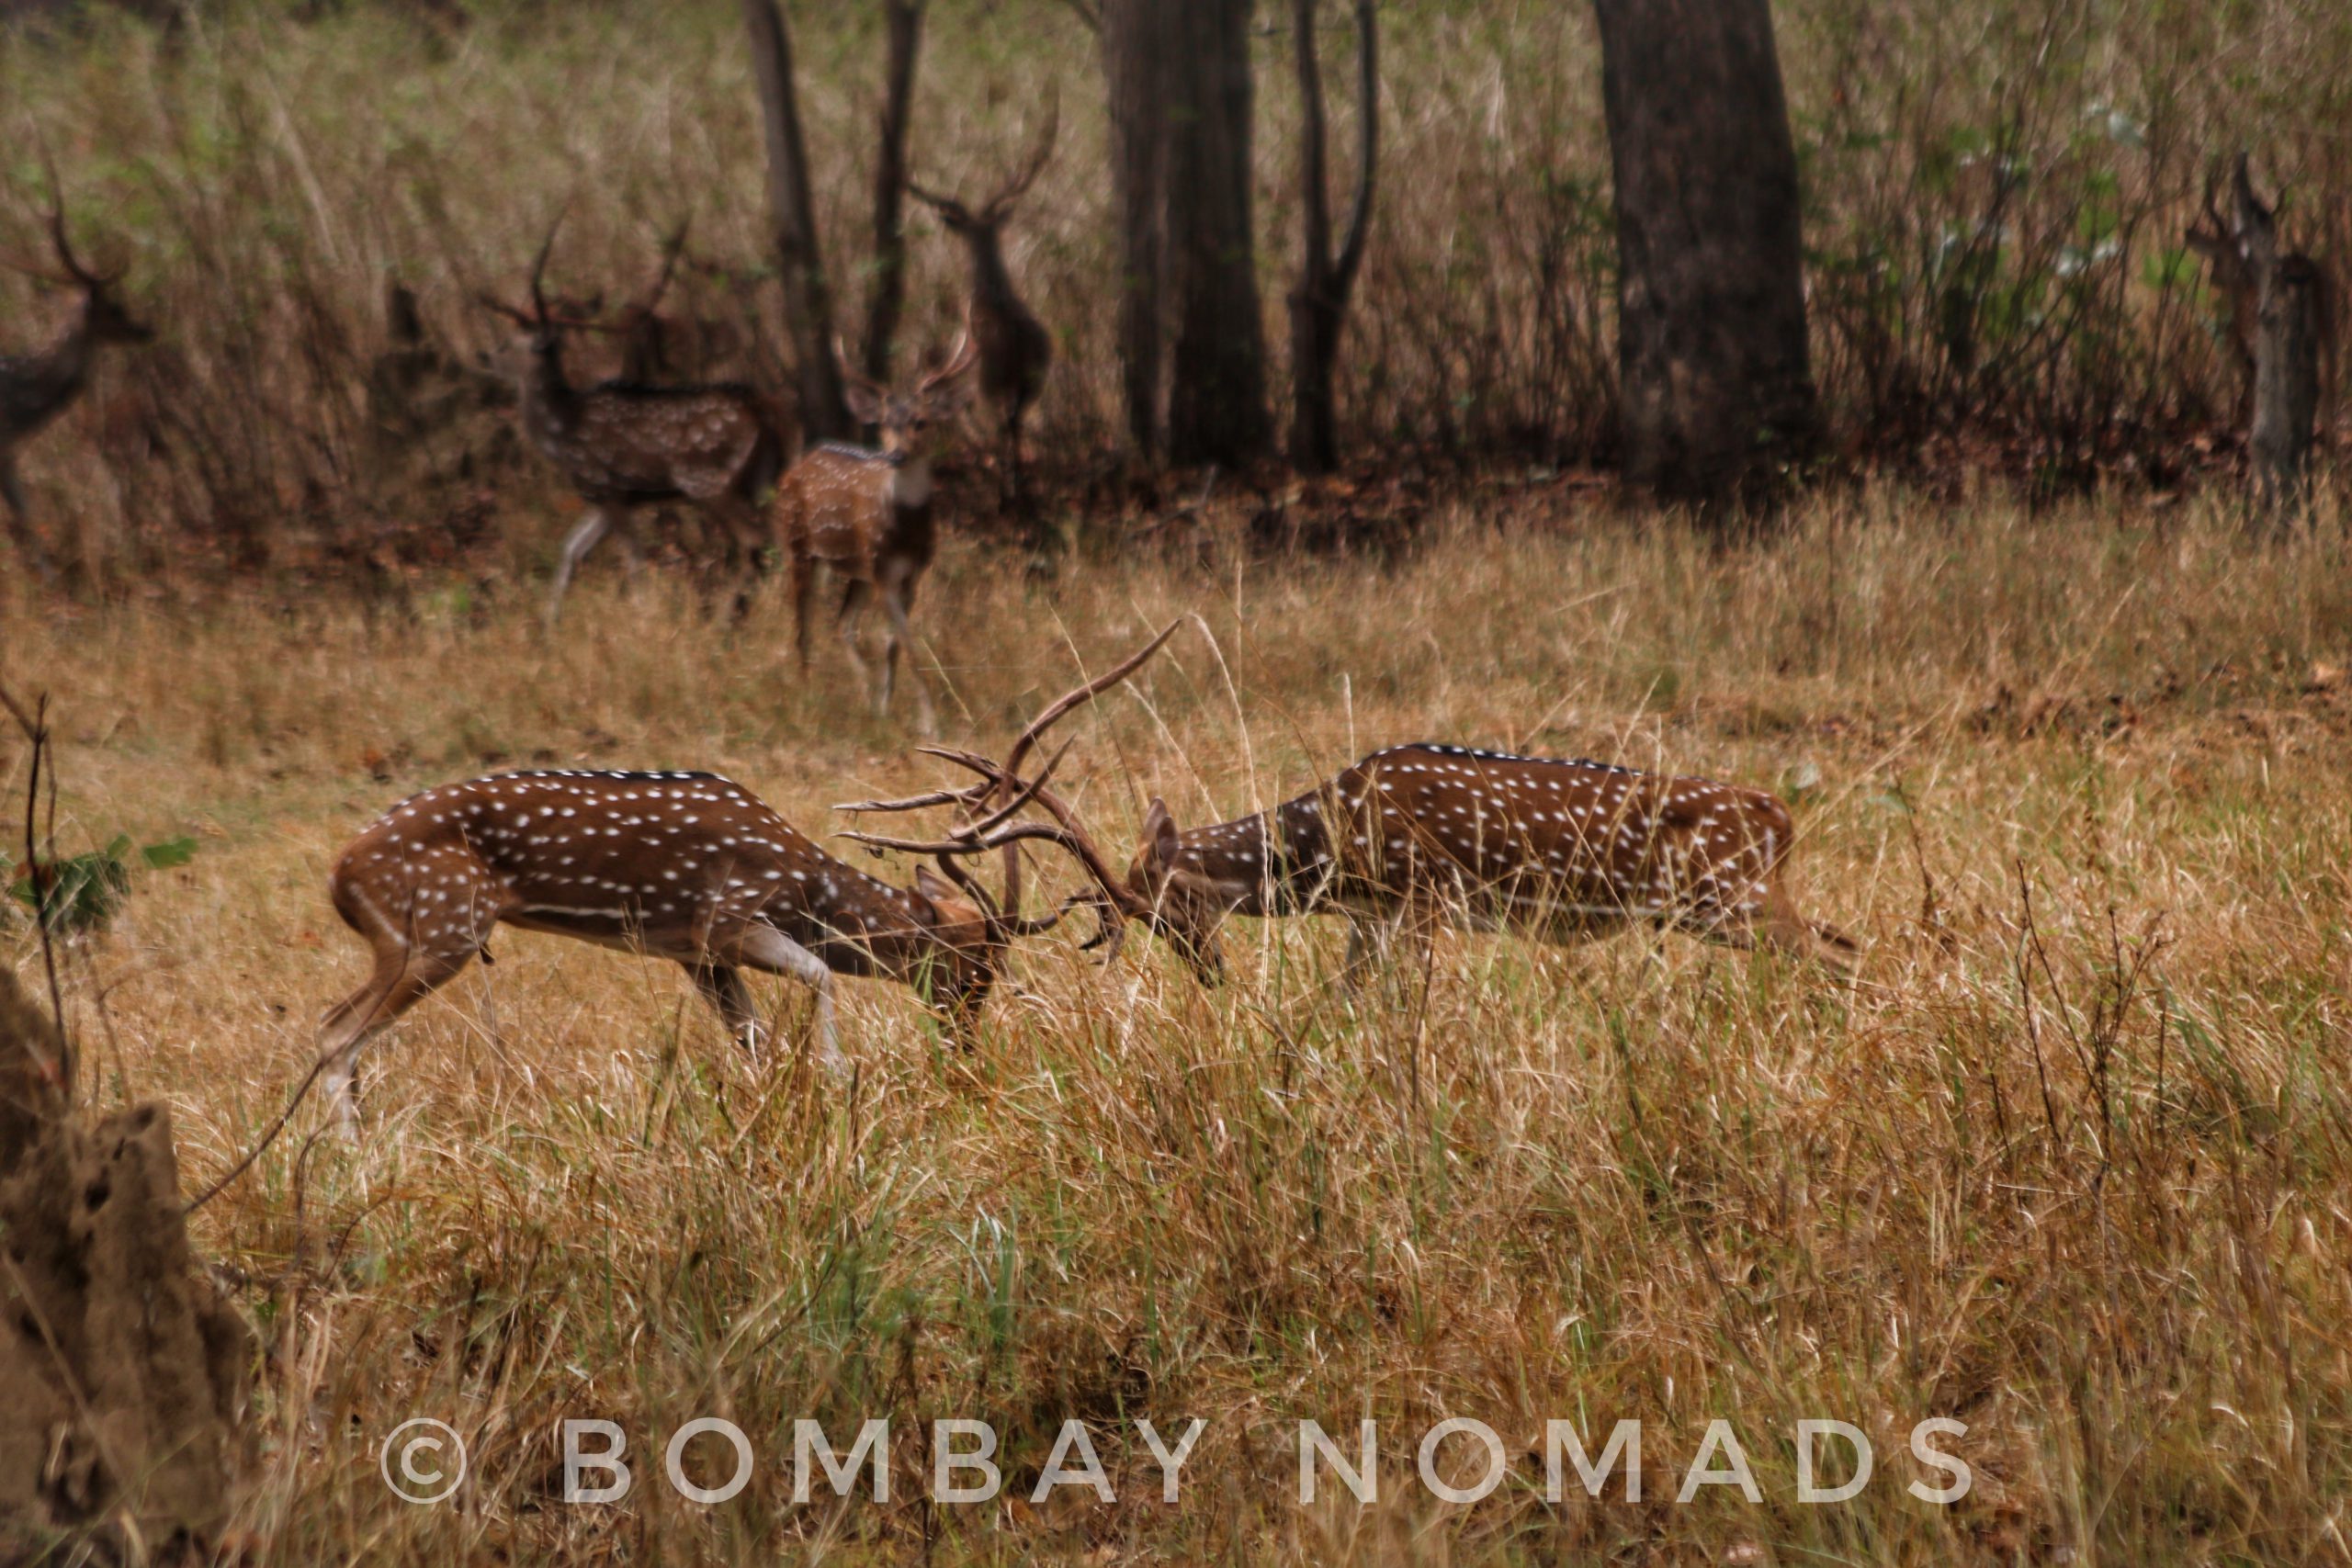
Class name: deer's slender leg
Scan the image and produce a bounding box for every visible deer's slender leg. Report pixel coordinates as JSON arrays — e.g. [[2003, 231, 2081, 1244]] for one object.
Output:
[[789, 547, 819, 668], [687, 959, 766, 1055], [715, 921, 844, 1071], [546, 504, 617, 625], [879, 572, 936, 737], [835, 576, 876, 694], [0, 457, 59, 586], [700, 495, 764, 620], [317, 942, 482, 1139]]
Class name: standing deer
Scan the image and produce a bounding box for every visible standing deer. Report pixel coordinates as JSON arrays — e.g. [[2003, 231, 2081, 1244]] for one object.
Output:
[[860, 724, 1854, 987], [313, 649, 1159, 1136], [773, 333, 977, 736], [480, 219, 785, 625], [0, 200, 153, 584], [2185, 153, 2338, 511], [908, 96, 1057, 515]]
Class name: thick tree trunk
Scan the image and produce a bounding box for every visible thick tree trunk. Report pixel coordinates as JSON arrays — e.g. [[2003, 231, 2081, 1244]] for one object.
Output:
[[1592, 0, 1816, 509], [1102, 0, 1271, 468], [744, 0, 849, 443], [1102, 0, 1169, 457], [862, 0, 924, 389], [1286, 0, 1377, 475], [1165, 0, 1271, 467], [2252, 256, 2324, 516]]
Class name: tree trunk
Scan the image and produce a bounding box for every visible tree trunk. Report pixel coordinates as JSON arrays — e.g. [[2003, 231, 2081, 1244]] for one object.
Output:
[[862, 0, 924, 390], [1165, 0, 1271, 467], [1592, 0, 1816, 509], [744, 0, 849, 443], [1286, 0, 1377, 475], [1102, 0, 1169, 457], [1102, 0, 1271, 468]]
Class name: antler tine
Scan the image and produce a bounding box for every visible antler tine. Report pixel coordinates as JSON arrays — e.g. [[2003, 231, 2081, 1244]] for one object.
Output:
[[623, 215, 691, 321], [917, 314, 978, 396], [833, 784, 985, 816], [527, 206, 570, 322], [905, 179, 973, 223], [988, 89, 1061, 217], [1001, 616, 1185, 785]]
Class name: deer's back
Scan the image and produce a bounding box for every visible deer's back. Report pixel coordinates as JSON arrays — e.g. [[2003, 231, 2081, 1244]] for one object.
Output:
[[534, 382, 772, 502], [335, 770, 830, 917], [775, 444, 934, 572], [1309, 743, 1795, 926]]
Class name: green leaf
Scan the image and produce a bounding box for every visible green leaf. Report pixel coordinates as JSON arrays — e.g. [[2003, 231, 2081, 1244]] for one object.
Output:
[[141, 836, 198, 870]]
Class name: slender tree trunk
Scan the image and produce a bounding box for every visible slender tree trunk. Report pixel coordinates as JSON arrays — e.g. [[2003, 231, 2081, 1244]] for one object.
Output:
[[1287, 0, 1377, 475], [1164, 0, 1271, 467], [744, 0, 849, 443], [863, 0, 924, 389], [1102, 0, 1169, 457], [1592, 0, 1816, 509]]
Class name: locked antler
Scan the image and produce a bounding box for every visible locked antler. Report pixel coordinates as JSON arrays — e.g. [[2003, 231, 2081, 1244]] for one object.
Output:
[[835, 617, 1184, 953]]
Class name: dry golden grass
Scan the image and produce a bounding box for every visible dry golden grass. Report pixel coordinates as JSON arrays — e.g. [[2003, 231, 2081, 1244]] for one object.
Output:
[[7, 486, 2352, 1562]]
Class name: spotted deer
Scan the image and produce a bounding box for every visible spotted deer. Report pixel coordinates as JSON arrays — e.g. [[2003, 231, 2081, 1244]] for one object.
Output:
[[314, 761, 1075, 1138], [858, 723, 1853, 987], [773, 333, 977, 735], [1108, 745, 1855, 982], [0, 197, 153, 583], [480, 219, 785, 625], [908, 96, 1057, 514]]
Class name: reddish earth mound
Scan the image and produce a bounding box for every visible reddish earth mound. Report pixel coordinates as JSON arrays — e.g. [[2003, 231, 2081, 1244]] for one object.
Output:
[[0, 970, 249, 1563]]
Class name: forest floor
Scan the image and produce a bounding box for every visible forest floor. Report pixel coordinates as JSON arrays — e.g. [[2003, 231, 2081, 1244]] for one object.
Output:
[[7, 485, 2352, 1563]]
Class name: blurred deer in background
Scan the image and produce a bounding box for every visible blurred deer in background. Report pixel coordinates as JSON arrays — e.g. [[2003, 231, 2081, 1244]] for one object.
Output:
[[772, 333, 977, 736], [2186, 152, 2338, 511], [0, 195, 153, 584], [909, 96, 1057, 519], [480, 216, 785, 624]]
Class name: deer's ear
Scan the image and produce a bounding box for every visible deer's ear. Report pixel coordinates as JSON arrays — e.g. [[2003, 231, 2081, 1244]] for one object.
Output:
[[914, 864, 957, 905], [1140, 797, 1182, 872], [843, 381, 884, 426]]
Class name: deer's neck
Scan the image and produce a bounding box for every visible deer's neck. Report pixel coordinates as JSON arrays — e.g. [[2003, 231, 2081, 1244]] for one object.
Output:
[[965, 235, 1020, 313], [2, 310, 96, 439], [792, 857, 954, 981], [1176, 795, 1340, 917], [516, 340, 583, 446], [887, 455, 934, 511]]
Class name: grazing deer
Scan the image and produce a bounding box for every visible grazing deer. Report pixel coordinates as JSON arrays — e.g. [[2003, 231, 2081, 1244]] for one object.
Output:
[[314, 649, 1160, 1135], [0, 199, 153, 584], [859, 717, 1853, 987], [480, 218, 785, 625], [773, 333, 978, 736], [908, 96, 1057, 514]]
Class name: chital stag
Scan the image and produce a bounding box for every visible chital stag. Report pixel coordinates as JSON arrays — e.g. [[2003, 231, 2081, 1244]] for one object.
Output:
[[908, 96, 1057, 514], [480, 218, 785, 625], [862, 726, 1854, 987], [0, 195, 153, 583], [314, 761, 1077, 1138], [1114, 745, 1855, 982], [773, 333, 977, 735]]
